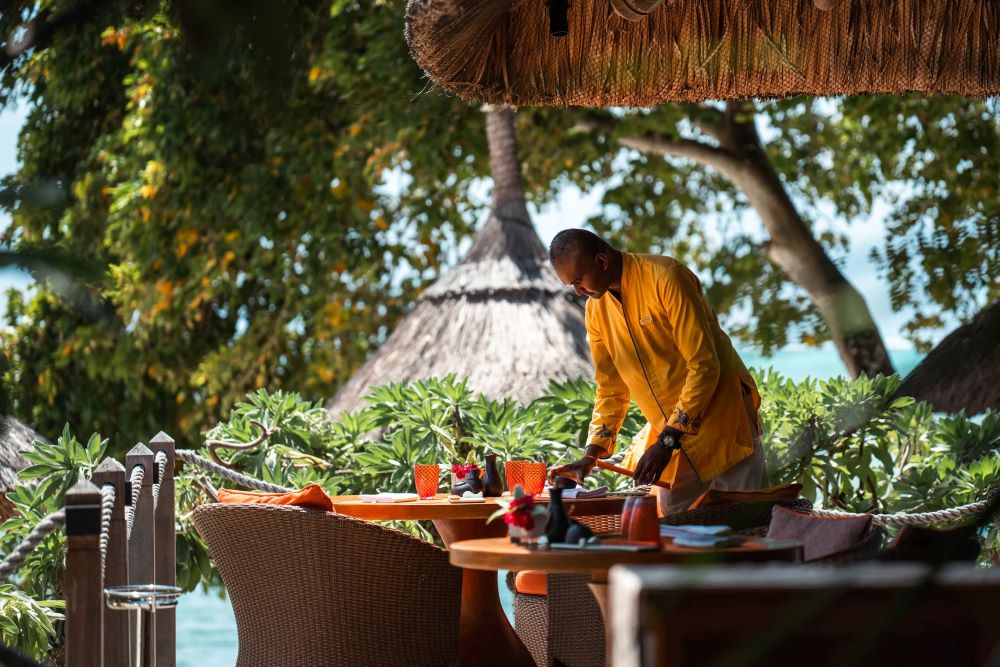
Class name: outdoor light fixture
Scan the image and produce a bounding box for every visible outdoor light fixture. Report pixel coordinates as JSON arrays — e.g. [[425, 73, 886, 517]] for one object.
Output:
[[609, 0, 664, 22], [548, 0, 569, 37]]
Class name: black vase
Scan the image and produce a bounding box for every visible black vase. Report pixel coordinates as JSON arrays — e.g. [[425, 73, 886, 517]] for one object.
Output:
[[545, 487, 571, 543], [453, 468, 484, 496], [482, 454, 503, 497]]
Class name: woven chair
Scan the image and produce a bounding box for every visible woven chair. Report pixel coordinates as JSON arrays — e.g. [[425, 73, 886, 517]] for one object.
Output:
[[513, 497, 813, 667], [192, 503, 462, 667]]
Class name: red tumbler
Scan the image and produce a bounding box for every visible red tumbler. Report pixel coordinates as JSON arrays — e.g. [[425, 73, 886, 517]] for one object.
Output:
[[627, 496, 660, 544]]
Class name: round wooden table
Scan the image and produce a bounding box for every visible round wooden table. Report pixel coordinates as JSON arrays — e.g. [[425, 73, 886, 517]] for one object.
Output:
[[329, 494, 625, 667], [450, 535, 804, 666]]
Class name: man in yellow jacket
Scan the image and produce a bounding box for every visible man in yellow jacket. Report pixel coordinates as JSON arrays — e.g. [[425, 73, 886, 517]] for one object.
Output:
[[548, 229, 767, 513]]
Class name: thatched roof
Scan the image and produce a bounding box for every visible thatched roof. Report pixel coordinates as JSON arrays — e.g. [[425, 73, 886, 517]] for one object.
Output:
[[327, 109, 592, 415], [1, 416, 43, 493], [405, 0, 1000, 107], [895, 301, 1000, 415]]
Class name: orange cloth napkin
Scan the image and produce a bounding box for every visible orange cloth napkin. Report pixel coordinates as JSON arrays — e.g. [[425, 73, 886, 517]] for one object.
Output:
[[217, 483, 334, 512]]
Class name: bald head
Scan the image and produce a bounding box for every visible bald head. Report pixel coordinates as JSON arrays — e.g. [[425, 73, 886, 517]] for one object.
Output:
[[548, 228, 609, 266], [549, 229, 622, 300]]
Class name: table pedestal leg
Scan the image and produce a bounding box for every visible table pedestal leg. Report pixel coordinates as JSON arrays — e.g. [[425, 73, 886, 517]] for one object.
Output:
[[434, 518, 536, 667], [457, 567, 536, 667], [587, 573, 612, 667]]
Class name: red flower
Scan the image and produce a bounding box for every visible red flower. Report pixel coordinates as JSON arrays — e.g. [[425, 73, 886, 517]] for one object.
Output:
[[509, 494, 535, 511], [503, 509, 535, 531], [451, 463, 481, 480]]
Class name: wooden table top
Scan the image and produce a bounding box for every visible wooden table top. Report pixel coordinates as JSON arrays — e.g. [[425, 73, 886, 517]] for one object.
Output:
[[330, 494, 625, 521], [449, 536, 804, 573]]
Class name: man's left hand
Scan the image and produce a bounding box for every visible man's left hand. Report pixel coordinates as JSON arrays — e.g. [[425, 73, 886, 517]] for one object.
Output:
[[632, 428, 682, 486]]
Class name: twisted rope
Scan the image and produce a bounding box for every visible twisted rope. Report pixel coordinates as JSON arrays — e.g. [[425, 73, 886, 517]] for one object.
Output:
[[0, 510, 66, 578], [152, 451, 168, 510], [125, 465, 144, 539], [810, 498, 993, 527], [176, 449, 291, 493], [99, 484, 115, 578]]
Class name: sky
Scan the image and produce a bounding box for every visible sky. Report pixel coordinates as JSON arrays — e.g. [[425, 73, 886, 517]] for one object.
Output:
[[0, 97, 948, 364]]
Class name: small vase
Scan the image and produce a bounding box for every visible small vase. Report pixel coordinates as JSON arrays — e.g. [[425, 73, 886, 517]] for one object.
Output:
[[509, 514, 548, 543], [482, 454, 503, 497], [545, 487, 571, 544]]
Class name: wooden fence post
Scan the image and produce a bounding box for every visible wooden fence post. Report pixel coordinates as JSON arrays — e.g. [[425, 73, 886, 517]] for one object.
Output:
[[149, 432, 176, 667], [65, 479, 103, 667], [125, 443, 154, 667], [92, 458, 129, 667]]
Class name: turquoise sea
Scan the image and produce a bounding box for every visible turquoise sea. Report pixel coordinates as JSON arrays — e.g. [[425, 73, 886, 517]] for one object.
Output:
[[175, 346, 925, 666]]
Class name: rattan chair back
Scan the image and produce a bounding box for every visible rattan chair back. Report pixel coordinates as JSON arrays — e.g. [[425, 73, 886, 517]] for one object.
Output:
[[192, 503, 462, 667]]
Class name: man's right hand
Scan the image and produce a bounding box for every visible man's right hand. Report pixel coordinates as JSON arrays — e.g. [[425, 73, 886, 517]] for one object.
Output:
[[548, 456, 597, 485]]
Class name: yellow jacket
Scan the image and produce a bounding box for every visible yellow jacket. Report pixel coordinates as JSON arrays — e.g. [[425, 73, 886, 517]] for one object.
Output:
[[585, 253, 760, 486]]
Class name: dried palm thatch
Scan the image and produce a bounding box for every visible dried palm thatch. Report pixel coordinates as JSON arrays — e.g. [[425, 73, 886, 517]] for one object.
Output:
[[0, 416, 42, 493], [406, 0, 1000, 107], [326, 109, 591, 415], [1, 417, 44, 519], [895, 301, 1000, 415]]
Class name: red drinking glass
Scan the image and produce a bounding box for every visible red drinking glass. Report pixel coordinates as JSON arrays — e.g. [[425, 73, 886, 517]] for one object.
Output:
[[620, 495, 636, 538], [627, 496, 660, 544], [413, 464, 440, 499], [521, 462, 547, 496], [504, 460, 526, 494]]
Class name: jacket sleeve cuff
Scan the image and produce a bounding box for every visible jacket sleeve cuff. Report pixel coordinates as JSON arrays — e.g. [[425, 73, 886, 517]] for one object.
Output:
[[667, 407, 702, 435], [586, 424, 618, 451]]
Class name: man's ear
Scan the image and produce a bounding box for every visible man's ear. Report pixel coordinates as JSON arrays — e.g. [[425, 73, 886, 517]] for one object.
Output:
[[595, 252, 609, 271]]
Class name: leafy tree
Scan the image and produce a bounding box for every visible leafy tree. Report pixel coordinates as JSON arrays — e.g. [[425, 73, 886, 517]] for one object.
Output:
[[515, 96, 999, 371], [0, 0, 483, 447]]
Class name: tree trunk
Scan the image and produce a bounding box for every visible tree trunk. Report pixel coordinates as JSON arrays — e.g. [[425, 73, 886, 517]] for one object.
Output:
[[483, 106, 530, 223], [710, 104, 894, 377], [610, 103, 894, 377]]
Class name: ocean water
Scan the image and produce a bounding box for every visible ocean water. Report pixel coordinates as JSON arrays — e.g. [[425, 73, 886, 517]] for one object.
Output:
[[175, 346, 925, 666]]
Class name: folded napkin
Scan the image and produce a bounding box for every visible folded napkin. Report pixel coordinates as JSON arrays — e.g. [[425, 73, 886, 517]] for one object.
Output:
[[659, 524, 732, 538], [449, 491, 485, 503], [359, 492, 419, 503], [660, 524, 742, 548], [545, 486, 609, 499]]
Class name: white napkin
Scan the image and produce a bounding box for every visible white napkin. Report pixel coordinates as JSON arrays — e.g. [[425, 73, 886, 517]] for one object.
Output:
[[547, 486, 608, 499], [359, 492, 419, 503]]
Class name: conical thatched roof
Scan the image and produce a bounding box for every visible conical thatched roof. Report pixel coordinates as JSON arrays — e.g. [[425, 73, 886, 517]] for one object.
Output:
[[895, 301, 1000, 415], [326, 110, 591, 415], [1, 416, 43, 493], [406, 0, 1000, 107]]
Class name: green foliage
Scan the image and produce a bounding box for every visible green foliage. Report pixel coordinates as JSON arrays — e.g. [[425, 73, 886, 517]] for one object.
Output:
[[0, 585, 63, 661], [0, 0, 483, 451]]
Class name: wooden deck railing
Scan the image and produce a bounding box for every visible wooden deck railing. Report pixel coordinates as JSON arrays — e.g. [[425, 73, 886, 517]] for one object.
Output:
[[64, 434, 176, 667]]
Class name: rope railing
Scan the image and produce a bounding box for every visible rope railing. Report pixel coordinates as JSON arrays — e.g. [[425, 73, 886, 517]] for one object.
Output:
[[125, 465, 145, 539], [0, 509, 66, 578], [152, 451, 168, 510], [811, 495, 997, 527], [176, 449, 291, 493], [98, 484, 115, 578]]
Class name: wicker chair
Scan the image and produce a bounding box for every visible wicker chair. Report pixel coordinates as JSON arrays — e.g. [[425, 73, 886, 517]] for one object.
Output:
[[192, 503, 462, 667], [513, 498, 813, 667]]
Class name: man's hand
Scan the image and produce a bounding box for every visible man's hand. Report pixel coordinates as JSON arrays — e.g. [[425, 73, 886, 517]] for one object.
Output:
[[548, 456, 597, 485], [633, 427, 682, 486]]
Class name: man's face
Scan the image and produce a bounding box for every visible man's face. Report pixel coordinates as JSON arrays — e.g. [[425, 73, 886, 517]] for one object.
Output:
[[554, 252, 614, 300]]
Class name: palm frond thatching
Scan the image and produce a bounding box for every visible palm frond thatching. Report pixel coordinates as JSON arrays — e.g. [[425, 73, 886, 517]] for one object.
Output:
[[326, 109, 592, 415], [895, 301, 1000, 415], [406, 0, 1000, 107], [1, 416, 43, 493]]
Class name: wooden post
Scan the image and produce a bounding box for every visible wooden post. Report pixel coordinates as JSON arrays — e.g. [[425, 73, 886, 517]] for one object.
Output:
[[125, 443, 155, 667], [92, 458, 129, 667], [65, 479, 103, 667], [149, 432, 176, 667]]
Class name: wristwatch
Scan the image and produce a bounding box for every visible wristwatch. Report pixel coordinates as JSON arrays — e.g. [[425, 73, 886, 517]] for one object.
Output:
[[659, 432, 681, 451]]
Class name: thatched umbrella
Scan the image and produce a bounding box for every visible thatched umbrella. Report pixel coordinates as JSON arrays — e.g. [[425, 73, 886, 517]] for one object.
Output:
[[406, 0, 1000, 107], [325, 108, 591, 415], [895, 301, 1000, 415], [1, 416, 44, 519]]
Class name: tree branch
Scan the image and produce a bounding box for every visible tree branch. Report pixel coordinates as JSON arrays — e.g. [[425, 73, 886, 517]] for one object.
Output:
[[571, 113, 747, 177]]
